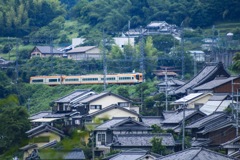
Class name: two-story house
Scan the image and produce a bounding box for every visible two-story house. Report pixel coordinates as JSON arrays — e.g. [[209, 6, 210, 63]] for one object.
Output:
[[93, 117, 175, 156], [186, 112, 239, 149]]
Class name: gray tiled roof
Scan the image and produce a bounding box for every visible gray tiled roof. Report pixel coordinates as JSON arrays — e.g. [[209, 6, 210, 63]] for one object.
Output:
[[191, 138, 211, 147], [63, 149, 86, 160], [29, 111, 52, 120], [157, 147, 235, 160], [36, 46, 64, 54], [221, 136, 240, 148], [103, 149, 161, 160], [87, 104, 139, 117], [162, 109, 200, 124], [193, 77, 238, 91], [80, 91, 131, 103], [67, 46, 96, 53], [173, 62, 230, 95], [158, 79, 185, 86], [95, 117, 128, 130], [26, 123, 65, 138], [186, 112, 226, 129], [115, 133, 175, 147], [55, 90, 92, 103], [141, 116, 164, 127], [19, 144, 37, 151]]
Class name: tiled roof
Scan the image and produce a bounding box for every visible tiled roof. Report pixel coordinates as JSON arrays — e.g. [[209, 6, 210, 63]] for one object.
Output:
[[162, 109, 201, 124], [80, 92, 132, 104], [173, 62, 230, 95], [39, 140, 58, 149], [103, 149, 161, 160], [221, 136, 240, 148], [141, 116, 164, 127], [95, 117, 128, 130], [87, 104, 139, 117], [191, 138, 211, 147], [157, 147, 235, 160], [54, 89, 92, 103], [36, 46, 63, 54], [63, 149, 86, 160], [198, 119, 234, 134], [29, 111, 52, 120], [158, 79, 185, 86], [110, 118, 151, 130], [186, 112, 227, 129], [44, 112, 77, 118], [193, 77, 238, 91], [19, 144, 37, 151], [26, 123, 65, 138], [114, 133, 175, 147], [67, 46, 96, 53]]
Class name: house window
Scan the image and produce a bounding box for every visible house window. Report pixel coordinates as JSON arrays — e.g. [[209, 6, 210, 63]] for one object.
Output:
[[75, 120, 80, 125], [97, 133, 106, 145], [90, 105, 102, 110], [118, 102, 129, 107]]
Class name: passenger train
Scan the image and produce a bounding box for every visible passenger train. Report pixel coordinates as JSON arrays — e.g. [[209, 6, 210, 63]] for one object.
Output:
[[30, 73, 143, 85]]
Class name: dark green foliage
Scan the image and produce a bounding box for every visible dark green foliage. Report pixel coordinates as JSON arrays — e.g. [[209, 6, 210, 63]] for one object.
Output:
[[0, 0, 66, 37], [151, 137, 167, 155], [0, 95, 30, 155], [117, 87, 130, 99], [151, 124, 165, 133], [232, 52, 240, 73]]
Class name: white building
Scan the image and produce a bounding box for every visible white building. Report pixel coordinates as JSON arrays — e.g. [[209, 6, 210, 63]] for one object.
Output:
[[113, 37, 135, 50]]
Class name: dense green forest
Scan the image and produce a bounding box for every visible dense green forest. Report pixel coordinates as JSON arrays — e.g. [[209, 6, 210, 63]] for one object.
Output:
[[1, 0, 240, 37]]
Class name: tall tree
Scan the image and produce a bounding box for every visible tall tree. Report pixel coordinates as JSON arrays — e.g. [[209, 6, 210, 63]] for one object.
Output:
[[0, 95, 30, 154]]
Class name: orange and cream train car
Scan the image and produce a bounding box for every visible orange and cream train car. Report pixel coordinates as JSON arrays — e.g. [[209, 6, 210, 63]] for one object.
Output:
[[30, 73, 143, 85]]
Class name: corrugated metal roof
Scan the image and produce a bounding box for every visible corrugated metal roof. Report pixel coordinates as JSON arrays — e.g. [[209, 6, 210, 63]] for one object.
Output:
[[174, 93, 203, 103]]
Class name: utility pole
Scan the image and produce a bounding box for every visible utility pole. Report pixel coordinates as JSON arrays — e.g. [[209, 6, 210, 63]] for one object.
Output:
[[194, 52, 197, 76], [232, 80, 240, 137], [165, 67, 168, 111], [182, 103, 186, 150], [140, 26, 145, 82], [15, 39, 19, 84], [102, 31, 107, 91], [180, 23, 185, 80], [237, 89, 239, 137], [50, 37, 54, 74], [140, 26, 145, 112]]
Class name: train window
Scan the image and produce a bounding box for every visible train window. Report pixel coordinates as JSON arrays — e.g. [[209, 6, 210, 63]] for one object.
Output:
[[119, 77, 131, 80], [32, 79, 43, 83], [101, 77, 116, 80], [65, 78, 79, 82], [49, 79, 58, 82], [82, 78, 98, 81], [136, 75, 139, 80]]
